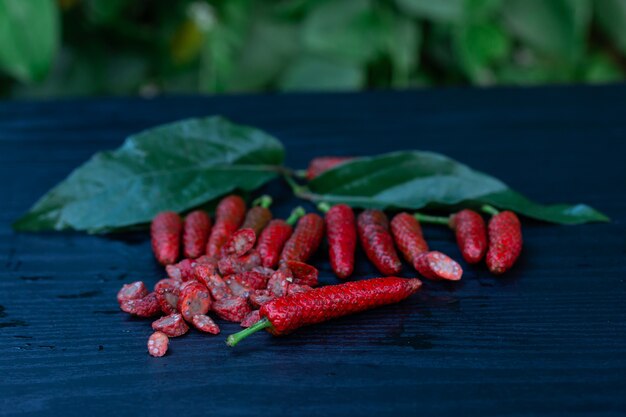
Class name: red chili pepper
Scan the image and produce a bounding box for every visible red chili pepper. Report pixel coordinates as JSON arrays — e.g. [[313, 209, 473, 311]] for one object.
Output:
[[318, 203, 356, 279], [357, 210, 402, 276], [483, 206, 523, 275], [306, 156, 353, 180], [414, 210, 487, 264], [241, 195, 273, 236], [151, 211, 183, 265], [256, 207, 305, 268], [206, 195, 246, 258], [183, 210, 211, 259], [390, 212, 429, 265], [226, 277, 422, 346], [280, 213, 324, 263]]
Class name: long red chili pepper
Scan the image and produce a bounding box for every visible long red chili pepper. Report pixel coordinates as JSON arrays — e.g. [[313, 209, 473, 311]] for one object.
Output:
[[318, 202, 356, 279], [414, 210, 487, 264], [151, 211, 183, 265], [226, 277, 422, 346], [241, 195, 273, 236], [182, 210, 211, 259], [280, 212, 325, 263], [305, 156, 353, 180], [206, 195, 246, 258], [357, 210, 402, 275], [390, 212, 429, 264], [482, 205, 522, 274], [256, 207, 305, 268]]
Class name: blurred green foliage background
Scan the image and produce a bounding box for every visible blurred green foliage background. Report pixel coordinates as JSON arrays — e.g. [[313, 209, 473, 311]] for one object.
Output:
[[1, 0, 625, 98]]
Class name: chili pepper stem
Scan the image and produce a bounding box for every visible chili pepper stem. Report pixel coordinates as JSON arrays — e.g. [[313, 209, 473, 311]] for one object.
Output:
[[252, 195, 272, 208], [317, 202, 331, 213], [413, 212, 450, 226], [294, 169, 308, 179], [286, 207, 306, 226], [481, 205, 500, 216], [226, 318, 271, 347]]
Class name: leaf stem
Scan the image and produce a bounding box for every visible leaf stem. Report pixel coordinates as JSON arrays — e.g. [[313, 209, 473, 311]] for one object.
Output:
[[481, 205, 500, 216], [317, 202, 331, 213], [413, 212, 450, 226], [283, 173, 306, 195], [286, 207, 306, 225], [252, 195, 272, 208], [226, 318, 271, 347]]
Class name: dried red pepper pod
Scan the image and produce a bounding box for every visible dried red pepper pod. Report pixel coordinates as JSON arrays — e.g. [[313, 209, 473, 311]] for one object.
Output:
[[183, 210, 211, 259], [241, 195, 273, 236], [305, 156, 353, 180], [318, 203, 356, 279], [280, 212, 324, 263], [390, 212, 429, 265], [151, 211, 183, 265], [206, 195, 246, 258], [227, 277, 422, 346], [483, 205, 523, 275], [357, 210, 402, 276], [414, 210, 487, 264], [152, 313, 189, 337], [257, 207, 305, 268]]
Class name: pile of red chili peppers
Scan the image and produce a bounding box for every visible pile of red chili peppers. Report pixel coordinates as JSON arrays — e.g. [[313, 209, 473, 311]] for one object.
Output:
[[117, 157, 523, 357]]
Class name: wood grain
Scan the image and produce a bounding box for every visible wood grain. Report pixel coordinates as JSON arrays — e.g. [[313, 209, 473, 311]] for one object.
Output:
[[1, 85, 625, 416]]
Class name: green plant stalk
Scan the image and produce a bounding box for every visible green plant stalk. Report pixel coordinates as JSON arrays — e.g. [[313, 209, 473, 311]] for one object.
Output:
[[226, 318, 271, 347], [413, 212, 450, 226], [481, 205, 500, 216]]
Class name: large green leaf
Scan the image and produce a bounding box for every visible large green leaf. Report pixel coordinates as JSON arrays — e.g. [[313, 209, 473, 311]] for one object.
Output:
[[304, 151, 608, 224], [14, 117, 285, 233], [0, 0, 60, 82]]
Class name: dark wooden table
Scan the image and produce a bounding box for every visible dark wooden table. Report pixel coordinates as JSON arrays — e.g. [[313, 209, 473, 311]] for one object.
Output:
[[1, 85, 625, 416]]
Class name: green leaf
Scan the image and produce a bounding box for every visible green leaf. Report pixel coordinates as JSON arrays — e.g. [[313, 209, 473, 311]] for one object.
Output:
[[279, 56, 363, 91], [595, 0, 626, 54], [395, 0, 464, 22], [305, 151, 608, 224], [0, 0, 60, 82], [14, 117, 285, 233], [501, 0, 590, 62]]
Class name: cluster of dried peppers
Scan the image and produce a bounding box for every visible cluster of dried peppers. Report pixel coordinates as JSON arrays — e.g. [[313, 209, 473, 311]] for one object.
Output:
[[118, 157, 523, 356]]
